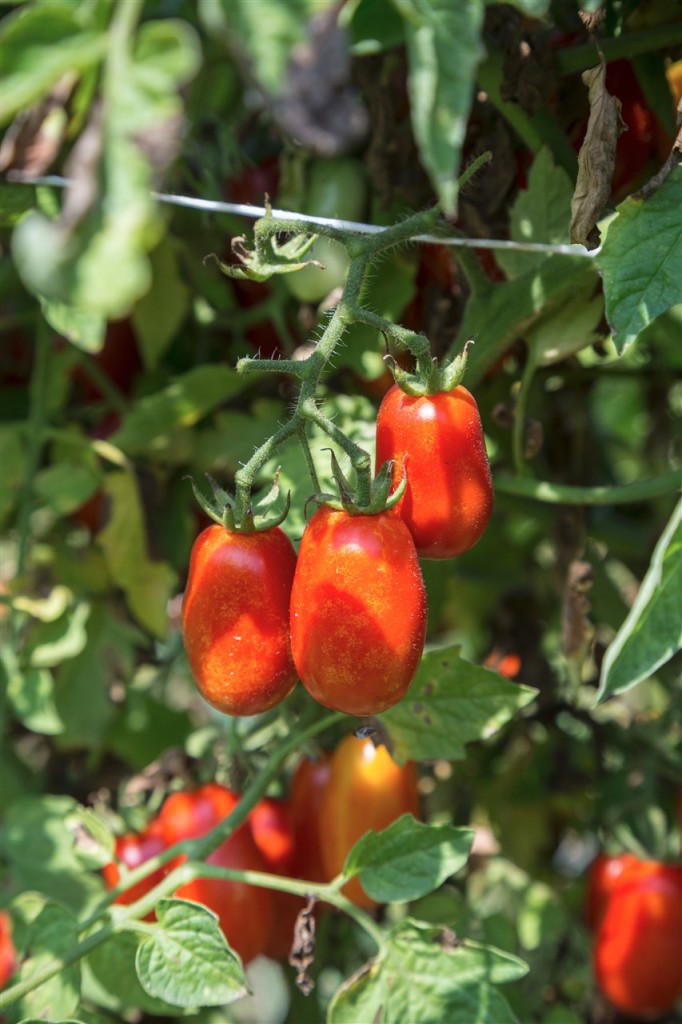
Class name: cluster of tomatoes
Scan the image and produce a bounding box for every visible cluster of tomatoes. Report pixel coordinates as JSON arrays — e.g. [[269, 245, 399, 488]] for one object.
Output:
[[586, 851, 682, 1018], [183, 379, 493, 719], [102, 735, 419, 963]]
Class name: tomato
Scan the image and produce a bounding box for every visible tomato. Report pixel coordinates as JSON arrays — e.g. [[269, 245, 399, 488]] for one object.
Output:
[[320, 735, 420, 908], [182, 525, 298, 717], [289, 506, 427, 716], [593, 859, 682, 1017], [290, 756, 333, 884], [283, 158, 367, 304], [585, 852, 640, 930], [375, 384, 494, 559], [483, 650, 521, 680], [102, 821, 168, 920], [248, 798, 295, 876], [158, 784, 273, 964], [0, 911, 17, 990]]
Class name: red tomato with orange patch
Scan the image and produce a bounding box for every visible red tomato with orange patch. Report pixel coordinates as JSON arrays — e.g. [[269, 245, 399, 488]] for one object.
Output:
[[102, 821, 168, 921], [182, 525, 298, 716], [375, 384, 493, 559], [289, 506, 427, 716]]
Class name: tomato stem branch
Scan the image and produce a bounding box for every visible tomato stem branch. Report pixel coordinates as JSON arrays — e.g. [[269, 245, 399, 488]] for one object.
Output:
[[494, 470, 681, 505]]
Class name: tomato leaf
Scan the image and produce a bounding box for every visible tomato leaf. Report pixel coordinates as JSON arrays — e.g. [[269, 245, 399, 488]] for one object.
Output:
[[380, 645, 537, 763], [496, 147, 574, 279], [597, 498, 682, 702], [7, 902, 81, 1022], [5, 666, 64, 737], [329, 920, 527, 1024], [135, 898, 247, 1008], [25, 601, 90, 669], [343, 815, 474, 903], [400, 0, 485, 215], [97, 472, 176, 638], [132, 237, 190, 370], [596, 165, 682, 352], [88, 931, 182, 1017]]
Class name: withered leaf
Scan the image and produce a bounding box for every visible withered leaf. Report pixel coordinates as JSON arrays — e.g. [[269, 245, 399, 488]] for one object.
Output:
[[569, 61, 626, 249], [561, 559, 594, 660]]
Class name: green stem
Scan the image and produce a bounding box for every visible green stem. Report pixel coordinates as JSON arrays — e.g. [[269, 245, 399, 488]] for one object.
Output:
[[494, 470, 681, 505], [555, 24, 682, 76], [297, 422, 322, 494], [16, 318, 51, 578]]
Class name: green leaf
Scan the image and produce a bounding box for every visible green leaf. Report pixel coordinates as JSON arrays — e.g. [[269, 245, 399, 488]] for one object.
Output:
[[596, 166, 682, 352], [110, 365, 244, 457], [26, 601, 90, 669], [132, 237, 190, 369], [496, 148, 573, 279], [455, 254, 599, 386], [11, 15, 200, 318], [6, 666, 64, 736], [3, 797, 105, 915], [38, 299, 107, 354], [97, 472, 175, 637], [87, 931, 182, 1016], [33, 462, 101, 516], [0, 182, 36, 227], [381, 645, 537, 763], [597, 498, 682, 701], [345, 816, 474, 903], [195, 400, 286, 477], [400, 0, 485, 215], [54, 603, 142, 749], [346, 0, 405, 55], [199, 0, 314, 95], [0, 3, 108, 125], [136, 899, 248, 1008], [8, 903, 80, 1024], [0, 424, 26, 526], [105, 689, 193, 770], [485, 0, 549, 12], [525, 275, 604, 367], [343, 251, 418, 377], [329, 920, 528, 1024]]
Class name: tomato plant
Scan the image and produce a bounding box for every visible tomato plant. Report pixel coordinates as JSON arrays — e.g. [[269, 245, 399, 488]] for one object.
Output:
[[289, 506, 427, 715], [592, 860, 682, 1017], [375, 383, 493, 558], [182, 525, 298, 716], [158, 784, 274, 963], [320, 735, 420, 908]]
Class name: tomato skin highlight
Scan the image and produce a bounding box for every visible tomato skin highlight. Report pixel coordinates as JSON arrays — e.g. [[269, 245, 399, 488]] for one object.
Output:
[[375, 384, 493, 559], [290, 506, 427, 716], [182, 525, 298, 717], [158, 783, 273, 964], [592, 860, 682, 1017], [320, 736, 420, 908]]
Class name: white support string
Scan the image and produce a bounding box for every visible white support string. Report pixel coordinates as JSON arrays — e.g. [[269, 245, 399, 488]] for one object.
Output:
[[7, 174, 599, 258]]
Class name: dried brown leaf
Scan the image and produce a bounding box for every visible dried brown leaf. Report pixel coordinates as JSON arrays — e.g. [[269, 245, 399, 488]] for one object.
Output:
[[0, 73, 75, 178], [561, 559, 594, 660], [569, 61, 625, 249], [289, 895, 318, 995]]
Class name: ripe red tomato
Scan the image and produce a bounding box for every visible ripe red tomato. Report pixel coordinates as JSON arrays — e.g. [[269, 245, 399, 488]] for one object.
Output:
[[102, 821, 168, 920], [320, 735, 420, 908], [290, 755, 333, 885], [585, 852, 640, 931], [593, 860, 682, 1017], [158, 784, 273, 964], [182, 525, 298, 717], [0, 911, 17, 990], [248, 798, 295, 877], [289, 506, 427, 716], [375, 384, 493, 559]]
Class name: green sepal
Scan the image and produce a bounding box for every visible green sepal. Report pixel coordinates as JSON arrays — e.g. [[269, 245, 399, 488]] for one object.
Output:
[[184, 474, 290, 533], [205, 216, 322, 283], [389, 340, 473, 397], [305, 453, 407, 517]]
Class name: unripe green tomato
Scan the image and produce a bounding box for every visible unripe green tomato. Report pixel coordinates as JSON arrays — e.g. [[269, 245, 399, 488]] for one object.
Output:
[[284, 158, 367, 304]]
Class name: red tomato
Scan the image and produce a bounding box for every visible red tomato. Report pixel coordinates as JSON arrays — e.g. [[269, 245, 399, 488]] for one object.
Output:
[[585, 852, 640, 931], [102, 821, 168, 920], [375, 384, 494, 559], [289, 506, 427, 716], [182, 525, 298, 716], [248, 798, 295, 876], [593, 860, 682, 1017], [158, 783, 273, 964], [0, 911, 17, 990], [320, 736, 420, 908], [483, 650, 522, 679], [290, 756, 333, 885]]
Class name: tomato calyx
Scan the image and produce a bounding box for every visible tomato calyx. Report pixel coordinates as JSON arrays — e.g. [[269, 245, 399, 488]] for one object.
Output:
[[389, 339, 473, 398], [306, 447, 407, 517], [185, 470, 290, 533]]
